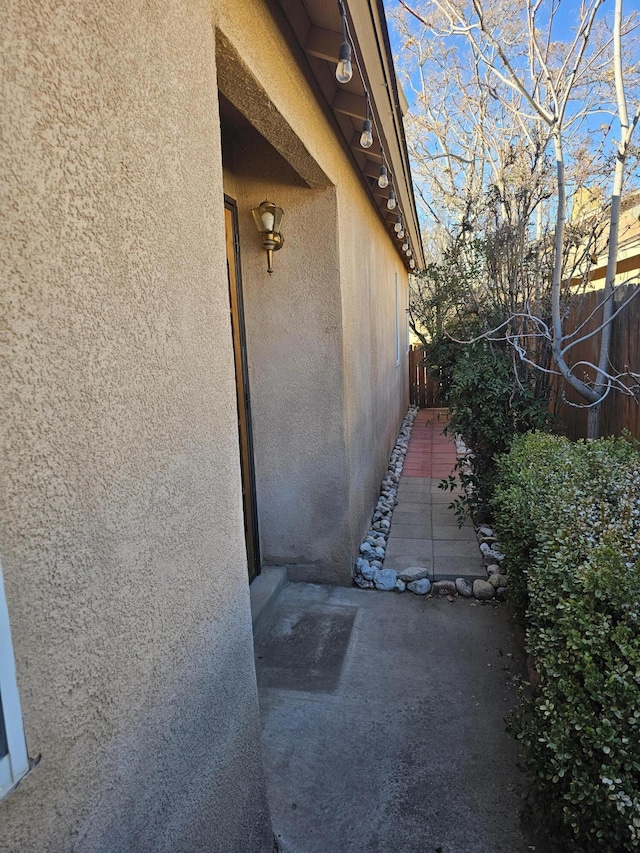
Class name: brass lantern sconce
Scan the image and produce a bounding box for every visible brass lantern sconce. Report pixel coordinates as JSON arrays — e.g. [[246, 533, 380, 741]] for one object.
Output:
[[252, 200, 284, 274]]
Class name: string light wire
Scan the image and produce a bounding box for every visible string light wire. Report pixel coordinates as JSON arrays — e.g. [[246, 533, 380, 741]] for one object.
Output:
[[338, 2, 418, 268]]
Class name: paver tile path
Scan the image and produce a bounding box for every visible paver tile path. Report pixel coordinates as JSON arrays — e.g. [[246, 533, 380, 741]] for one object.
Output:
[[253, 409, 551, 852], [386, 408, 483, 582]]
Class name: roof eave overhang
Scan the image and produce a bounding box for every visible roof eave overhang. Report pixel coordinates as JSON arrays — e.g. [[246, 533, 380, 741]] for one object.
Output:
[[273, 0, 425, 271]]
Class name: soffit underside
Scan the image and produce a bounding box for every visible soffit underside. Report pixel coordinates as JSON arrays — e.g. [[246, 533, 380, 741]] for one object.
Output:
[[273, 0, 424, 271]]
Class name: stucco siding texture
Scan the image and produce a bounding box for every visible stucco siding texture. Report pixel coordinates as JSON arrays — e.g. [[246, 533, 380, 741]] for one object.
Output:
[[337, 180, 411, 562], [216, 0, 410, 581], [1, 1, 272, 851], [223, 137, 348, 582]]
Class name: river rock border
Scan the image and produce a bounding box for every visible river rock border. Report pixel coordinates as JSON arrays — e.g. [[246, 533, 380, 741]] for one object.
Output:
[[353, 408, 509, 603]]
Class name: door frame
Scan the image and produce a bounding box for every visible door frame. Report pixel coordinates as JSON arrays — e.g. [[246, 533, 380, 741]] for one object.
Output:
[[224, 196, 261, 581]]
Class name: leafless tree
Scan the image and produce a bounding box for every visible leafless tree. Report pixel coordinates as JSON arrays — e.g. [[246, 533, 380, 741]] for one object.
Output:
[[394, 0, 640, 436]]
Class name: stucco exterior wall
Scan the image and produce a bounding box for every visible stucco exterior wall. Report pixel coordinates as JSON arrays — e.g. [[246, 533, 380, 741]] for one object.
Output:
[[337, 183, 411, 557], [216, 0, 410, 581], [2, 0, 413, 846], [1, 1, 272, 851]]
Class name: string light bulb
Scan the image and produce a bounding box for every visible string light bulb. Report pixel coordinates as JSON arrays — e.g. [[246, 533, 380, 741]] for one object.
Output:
[[378, 165, 389, 189], [360, 118, 373, 149], [409, 259, 416, 269], [394, 216, 403, 233], [386, 189, 396, 210], [396, 229, 405, 240], [336, 42, 352, 83], [336, 1, 353, 83], [402, 241, 409, 251]]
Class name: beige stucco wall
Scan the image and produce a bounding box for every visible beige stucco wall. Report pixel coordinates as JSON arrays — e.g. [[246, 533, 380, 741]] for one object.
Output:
[[338, 185, 411, 558], [1, 0, 412, 846], [1, 1, 272, 851], [216, 0, 410, 583]]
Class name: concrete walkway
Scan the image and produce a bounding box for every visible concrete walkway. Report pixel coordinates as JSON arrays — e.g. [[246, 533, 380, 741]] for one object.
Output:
[[385, 408, 484, 581], [253, 409, 550, 852]]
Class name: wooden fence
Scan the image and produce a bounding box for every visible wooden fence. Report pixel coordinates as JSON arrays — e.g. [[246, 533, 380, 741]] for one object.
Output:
[[409, 345, 440, 408], [555, 285, 640, 440]]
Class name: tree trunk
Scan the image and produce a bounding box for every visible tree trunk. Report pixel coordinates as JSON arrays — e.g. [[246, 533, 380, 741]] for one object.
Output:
[[587, 403, 601, 439]]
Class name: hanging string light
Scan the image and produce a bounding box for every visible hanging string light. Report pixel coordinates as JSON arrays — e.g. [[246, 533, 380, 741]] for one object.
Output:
[[333, 0, 419, 270], [360, 98, 373, 148], [335, 1, 353, 83]]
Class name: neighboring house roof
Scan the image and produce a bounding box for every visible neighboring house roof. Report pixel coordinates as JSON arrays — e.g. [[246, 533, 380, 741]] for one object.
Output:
[[273, 0, 425, 272]]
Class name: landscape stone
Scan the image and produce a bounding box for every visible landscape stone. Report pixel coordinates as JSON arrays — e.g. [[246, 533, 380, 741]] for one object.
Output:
[[432, 580, 457, 596], [486, 548, 504, 562], [398, 567, 430, 583], [473, 579, 495, 600], [360, 561, 375, 581], [354, 574, 374, 589], [488, 573, 508, 588], [373, 568, 397, 591], [395, 579, 406, 593], [407, 578, 431, 595], [455, 578, 474, 597], [495, 587, 508, 601]]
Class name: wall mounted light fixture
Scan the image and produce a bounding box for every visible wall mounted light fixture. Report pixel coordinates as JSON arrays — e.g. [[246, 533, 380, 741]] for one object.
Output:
[[252, 200, 284, 274]]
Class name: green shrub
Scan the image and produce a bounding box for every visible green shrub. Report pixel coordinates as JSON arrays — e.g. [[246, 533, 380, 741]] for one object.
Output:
[[441, 342, 551, 523], [493, 433, 640, 851]]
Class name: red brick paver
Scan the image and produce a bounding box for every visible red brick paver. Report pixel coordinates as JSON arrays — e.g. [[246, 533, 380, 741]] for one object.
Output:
[[403, 408, 457, 478]]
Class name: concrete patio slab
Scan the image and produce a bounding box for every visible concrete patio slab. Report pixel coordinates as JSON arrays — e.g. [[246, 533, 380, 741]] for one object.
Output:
[[433, 540, 485, 556], [385, 538, 433, 558], [388, 521, 433, 539], [431, 491, 459, 503], [432, 525, 479, 540], [255, 582, 549, 853], [397, 482, 433, 493], [433, 555, 485, 578], [383, 555, 433, 572], [392, 510, 431, 525], [395, 501, 430, 514]]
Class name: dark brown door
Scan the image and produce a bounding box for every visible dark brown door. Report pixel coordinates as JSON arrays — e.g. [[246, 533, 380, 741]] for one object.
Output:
[[224, 197, 261, 581]]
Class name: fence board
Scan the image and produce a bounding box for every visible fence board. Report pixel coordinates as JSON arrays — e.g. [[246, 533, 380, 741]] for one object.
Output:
[[555, 285, 640, 439]]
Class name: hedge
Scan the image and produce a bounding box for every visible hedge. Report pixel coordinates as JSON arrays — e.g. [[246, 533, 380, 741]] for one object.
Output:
[[493, 432, 640, 851]]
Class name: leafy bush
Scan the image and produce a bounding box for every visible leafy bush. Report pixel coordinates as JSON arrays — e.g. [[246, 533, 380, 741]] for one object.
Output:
[[441, 342, 551, 523], [493, 432, 640, 851]]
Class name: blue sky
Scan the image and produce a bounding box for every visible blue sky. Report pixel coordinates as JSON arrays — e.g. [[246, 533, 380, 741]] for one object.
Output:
[[385, 0, 640, 112]]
